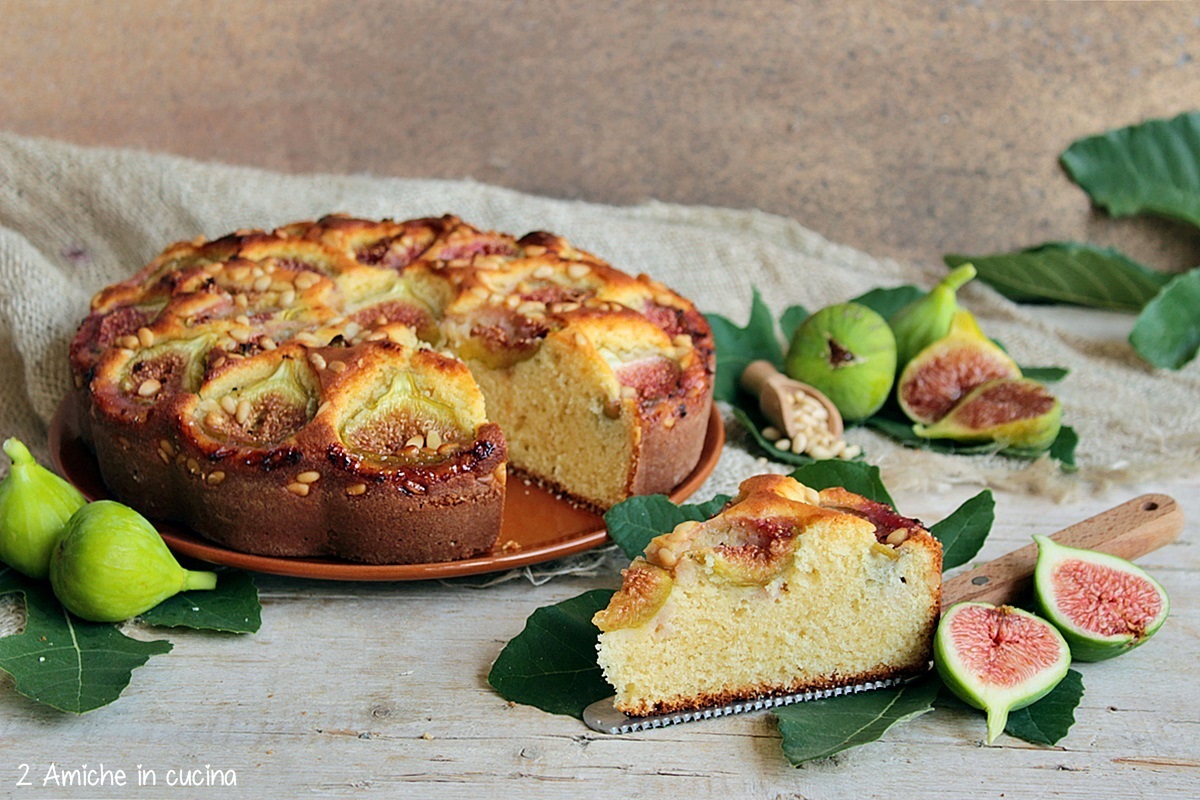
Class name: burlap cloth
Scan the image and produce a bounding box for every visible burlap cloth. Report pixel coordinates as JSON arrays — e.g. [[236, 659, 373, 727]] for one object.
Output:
[[2, 132, 1197, 503]]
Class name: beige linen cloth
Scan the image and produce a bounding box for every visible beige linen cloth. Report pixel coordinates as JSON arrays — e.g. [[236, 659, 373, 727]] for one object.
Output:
[[1, 132, 1197, 503]]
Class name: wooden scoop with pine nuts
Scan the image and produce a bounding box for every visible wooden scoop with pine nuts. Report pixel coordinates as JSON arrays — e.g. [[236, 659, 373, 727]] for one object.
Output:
[[739, 361, 860, 460]]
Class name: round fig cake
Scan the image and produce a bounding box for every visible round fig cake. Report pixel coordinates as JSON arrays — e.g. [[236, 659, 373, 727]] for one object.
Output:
[[68, 215, 715, 564]]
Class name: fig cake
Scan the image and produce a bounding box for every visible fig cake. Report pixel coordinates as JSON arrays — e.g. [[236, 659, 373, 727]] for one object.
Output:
[[593, 474, 942, 716], [69, 215, 714, 564]]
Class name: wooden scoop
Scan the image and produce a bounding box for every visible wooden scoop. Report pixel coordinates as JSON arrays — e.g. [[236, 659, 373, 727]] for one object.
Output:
[[740, 360, 843, 439]]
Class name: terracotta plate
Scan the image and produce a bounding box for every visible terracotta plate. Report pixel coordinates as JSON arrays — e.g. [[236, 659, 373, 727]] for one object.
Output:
[[49, 396, 723, 581]]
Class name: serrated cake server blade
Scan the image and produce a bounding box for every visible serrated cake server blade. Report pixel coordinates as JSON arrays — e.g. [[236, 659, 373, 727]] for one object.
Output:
[[584, 493, 1182, 735], [583, 676, 910, 734]]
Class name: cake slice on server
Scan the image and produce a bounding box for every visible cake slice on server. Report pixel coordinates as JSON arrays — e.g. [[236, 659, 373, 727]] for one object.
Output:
[[590, 474, 943, 725]]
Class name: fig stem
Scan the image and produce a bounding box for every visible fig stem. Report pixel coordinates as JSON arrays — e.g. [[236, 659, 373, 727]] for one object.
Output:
[[986, 707, 1008, 744], [183, 570, 219, 591], [2, 438, 34, 466], [941, 263, 977, 293]]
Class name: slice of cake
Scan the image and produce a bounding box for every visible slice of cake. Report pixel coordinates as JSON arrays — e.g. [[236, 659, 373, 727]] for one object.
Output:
[[593, 474, 943, 716]]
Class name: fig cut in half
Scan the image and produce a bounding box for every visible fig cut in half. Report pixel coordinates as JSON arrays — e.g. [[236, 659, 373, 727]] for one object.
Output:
[[1033, 535, 1169, 662], [913, 377, 1062, 452], [935, 601, 1071, 744], [897, 310, 1020, 425]]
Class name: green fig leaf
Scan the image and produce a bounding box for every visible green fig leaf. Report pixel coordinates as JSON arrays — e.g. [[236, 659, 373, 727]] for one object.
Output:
[[1060, 111, 1200, 228], [928, 490, 994, 570], [1048, 425, 1079, 469], [139, 570, 261, 633], [604, 494, 732, 560], [779, 304, 810, 343], [851, 285, 926, 321], [1020, 366, 1070, 383], [705, 288, 785, 403], [0, 567, 173, 713], [487, 589, 615, 719], [1129, 268, 1200, 370], [774, 677, 940, 765], [1003, 669, 1085, 746], [945, 244, 1172, 311], [789, 460, 894, 506], [730, 407, 821, 467]]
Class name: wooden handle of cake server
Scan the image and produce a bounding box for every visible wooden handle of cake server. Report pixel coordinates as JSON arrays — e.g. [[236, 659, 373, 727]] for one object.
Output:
[[941, 493, 1183, 609]]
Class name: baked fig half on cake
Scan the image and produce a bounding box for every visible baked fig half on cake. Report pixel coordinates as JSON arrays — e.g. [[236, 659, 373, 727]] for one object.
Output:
[[593, 474, 943, 716], [69, 215, 714, 564]]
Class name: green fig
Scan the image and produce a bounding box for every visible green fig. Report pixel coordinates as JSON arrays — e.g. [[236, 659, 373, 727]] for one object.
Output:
[[889, 263, 978, 368], [49, 500, 217, 622], [1033, 535, 1169, 662], [913, 377, 1062, 451], [935, 602, 1071, 744], [0, 438, 88, 578], [896, 309, 1021, 425], [784, 302, 897, 421]]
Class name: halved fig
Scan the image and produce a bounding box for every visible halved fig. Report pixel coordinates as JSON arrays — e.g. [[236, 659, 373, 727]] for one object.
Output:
[[122, 333, 217, 398], [913, 377, 1062, 451], [592, 558, 674, 631], [935, 602, 1071, 744], [897, 310, 1021, 425], [198, 352, 320, 447], [1033, 535, 1169, 662]]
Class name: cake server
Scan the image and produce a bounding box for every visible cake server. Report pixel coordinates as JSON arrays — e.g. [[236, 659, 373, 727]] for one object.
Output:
[[583, 493, 1182, 734]]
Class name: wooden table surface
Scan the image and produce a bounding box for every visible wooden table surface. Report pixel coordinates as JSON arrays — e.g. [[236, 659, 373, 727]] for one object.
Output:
[[0, 447, 1195, 799], [2, 2, 1199, 797]]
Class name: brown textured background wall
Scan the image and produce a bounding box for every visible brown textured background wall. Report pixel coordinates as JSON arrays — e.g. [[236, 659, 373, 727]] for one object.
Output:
[[3, 0, 1199, 271]]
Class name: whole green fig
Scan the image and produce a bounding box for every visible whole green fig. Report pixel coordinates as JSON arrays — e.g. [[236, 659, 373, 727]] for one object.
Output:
[[889, 263, 977, 368], [784, 302, 896, 421], [50, 500, 217, 622], [0, 438, 88, 578]]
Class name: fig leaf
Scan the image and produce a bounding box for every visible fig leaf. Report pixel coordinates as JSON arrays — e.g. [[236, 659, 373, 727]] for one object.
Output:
[[852, 284, 926, 321], [1002, 669, 1084, 745], [705, 288, 785, 403], [779, 304, 810, 343], [928, 490, 994, 570], [0, 567, 172, 714], [1129, 268, 1200, 370], [1060, 110, 1200, 228], [789, 460, 894, 506], [1020, 366, 1070, 383], [945, 244, 1172, 311], [486, 588, 615, 719], [775, 677, 939, 765], [139, 569, 262, 633], [731, 406, 821, 467], [603, 494, 732, 560]]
